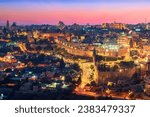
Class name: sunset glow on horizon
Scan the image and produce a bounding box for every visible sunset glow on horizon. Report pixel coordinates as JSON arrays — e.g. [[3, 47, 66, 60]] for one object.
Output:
[[0, 0, 150, 25]]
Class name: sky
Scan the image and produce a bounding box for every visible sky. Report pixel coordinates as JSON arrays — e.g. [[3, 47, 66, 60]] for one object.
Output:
[[0, 0, 150, 25]]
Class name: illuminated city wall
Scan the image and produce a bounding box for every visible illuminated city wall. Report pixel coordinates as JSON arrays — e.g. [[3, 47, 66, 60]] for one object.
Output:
[[55, 38, 128, 58], [98, 67, 136, 83]]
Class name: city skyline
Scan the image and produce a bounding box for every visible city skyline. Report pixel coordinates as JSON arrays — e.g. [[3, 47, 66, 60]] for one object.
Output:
[[0, 1, 150, 100], [0, 0, 150, 25]]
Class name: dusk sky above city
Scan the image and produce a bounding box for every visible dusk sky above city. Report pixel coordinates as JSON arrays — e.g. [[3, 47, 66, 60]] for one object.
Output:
[[0, 0, 150, 25]]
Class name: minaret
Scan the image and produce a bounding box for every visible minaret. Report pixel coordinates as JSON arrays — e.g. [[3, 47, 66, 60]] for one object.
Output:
[[93, 48, 99, 85], [6, 20, 9, 29]]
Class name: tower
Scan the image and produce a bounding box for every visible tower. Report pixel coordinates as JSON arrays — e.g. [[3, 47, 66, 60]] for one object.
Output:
[[92, 48, 99, 85], [93, 48, 97, 66], [6, 20, 9, 29]]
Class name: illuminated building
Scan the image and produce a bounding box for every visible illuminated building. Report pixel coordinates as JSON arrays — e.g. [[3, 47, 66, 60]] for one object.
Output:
[[102, 22, 126, 30], [27, 32, 34, 43], [102, 23, 110, 29], [145, 24, 150, 30], [110, 22, 126, 30], [143, 45, 150, 55], [33, 31, 39, 39], [79, 36, 85, 41], [0, 52, 17, 63], [40, 33, 65, 39], [117, 32, 130, 47]]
